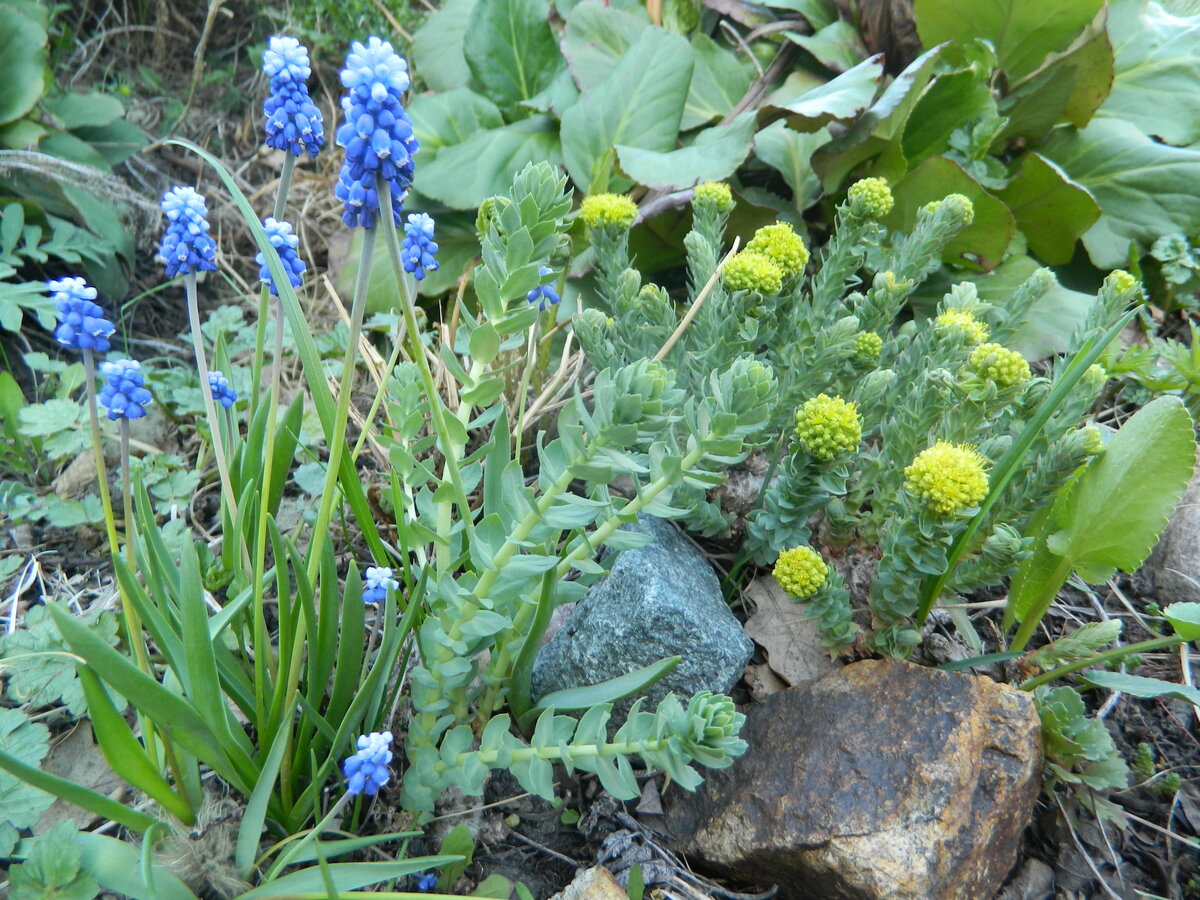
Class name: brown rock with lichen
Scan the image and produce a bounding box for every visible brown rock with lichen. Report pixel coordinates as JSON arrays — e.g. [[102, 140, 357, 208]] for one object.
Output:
[[663, 658, 1042, 900]]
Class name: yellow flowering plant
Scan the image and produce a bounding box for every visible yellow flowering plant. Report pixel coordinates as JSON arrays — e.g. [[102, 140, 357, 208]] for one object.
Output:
[[572, 179, 1151, 657]]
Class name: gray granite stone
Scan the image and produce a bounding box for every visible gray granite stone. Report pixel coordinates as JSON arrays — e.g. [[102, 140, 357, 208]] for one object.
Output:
[[532, 515, 752, 717]]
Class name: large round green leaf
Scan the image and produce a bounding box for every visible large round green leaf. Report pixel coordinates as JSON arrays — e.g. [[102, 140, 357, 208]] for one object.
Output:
[[0, 6, 48, 125], [995, 152, 1099, 265], [1044, 117, 1200, 267]]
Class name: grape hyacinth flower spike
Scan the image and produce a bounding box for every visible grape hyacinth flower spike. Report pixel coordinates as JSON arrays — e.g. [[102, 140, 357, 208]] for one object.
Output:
[[159, 187, 218, 278], [99, 359, 152, 421], [526, 267, 561, 311], [362, 566, 399, 605], [256, 217, 306, 295], [263, 35, 323, 158], [47, 276, 114, 352], [208, 371, 237, 409], [343, 731, 393, 796], [334, 36, 418, 228], [400, 213, 438, 280]]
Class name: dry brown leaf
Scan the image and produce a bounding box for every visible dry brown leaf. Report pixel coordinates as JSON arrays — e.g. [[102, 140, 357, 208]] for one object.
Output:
[[35, 722, 124, 831], [743, 576, 841, 688]]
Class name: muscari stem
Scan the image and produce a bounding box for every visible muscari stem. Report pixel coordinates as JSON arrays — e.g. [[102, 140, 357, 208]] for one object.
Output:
[[275, 224, 376, 806], [251, 295, 286, 726], [185, 273, 248, 575], [251, 154, 297, 420]]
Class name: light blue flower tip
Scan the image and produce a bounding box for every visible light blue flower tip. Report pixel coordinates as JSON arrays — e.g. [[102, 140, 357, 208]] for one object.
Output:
[[99, 358, 152, 421], [342, 731, 393, 796]]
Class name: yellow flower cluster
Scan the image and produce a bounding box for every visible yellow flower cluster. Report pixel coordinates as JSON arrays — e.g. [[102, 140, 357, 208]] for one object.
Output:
[[922, 193, 975, 227], [794, 394, 861, 460], [746, 222, 809, 277], [854, 331, 883, 360], [934, 309, 989, 344], [968, 342, 1031, 387], [723, 250, 784, 294], [693, 181, 734, 213], [579, 193, 638, 229], [1106, 269, 1138, 296], [847, 177, 894, 219], [774, 545, 829, 599], [904, 441, 989, 516]]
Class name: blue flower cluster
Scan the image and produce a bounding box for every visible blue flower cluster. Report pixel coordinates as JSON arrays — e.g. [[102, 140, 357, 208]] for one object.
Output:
[[362, 566, 399, 604], [208, 371, 237, 409], [401, 213, 439, 281], [255, 217, 306, 295], [47, 276, 115, 352], [262, 35, 323, 158], [99, 359, 152, 421], [334, 37, 419, 228], [343, 731, 393, 796], [159, 187, 218, 278], [526, 267, 561, 311]]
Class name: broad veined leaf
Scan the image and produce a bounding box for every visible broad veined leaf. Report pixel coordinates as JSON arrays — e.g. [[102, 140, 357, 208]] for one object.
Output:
[[915, 0, 1104, 81], [969, 254, 1094, 360], [763, 54, 884, 133], [683, 33, 754, 130], [753, 121, 831, 211], [1044, 116, 1200, 267], [810, 44, 943, 190], [901, 68, 996, 165], [998, 25, 1114, 140], [784, 20, 868, 71], [562, 0, 649, 92], [41, 92, 124, 130], [408, 88, 505, 164], [616, 111, 757, 191], [1009, 396, 1197, 630], [995, 153, 1100, 265], [1044, 396, 1196, 577], [464, 0, 565, 113], [560, 27, 694, 192], [417, 117, 563, 210], [1098, 0, 1200, 145], [882, 155, 1015, 270], [0, 5, 47, 125], [411, 0, 478, 92], [70, 118, 147, 168]]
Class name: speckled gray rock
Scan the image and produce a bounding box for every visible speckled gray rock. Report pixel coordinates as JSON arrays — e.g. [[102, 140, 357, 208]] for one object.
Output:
[[532, 515, 752, 717]]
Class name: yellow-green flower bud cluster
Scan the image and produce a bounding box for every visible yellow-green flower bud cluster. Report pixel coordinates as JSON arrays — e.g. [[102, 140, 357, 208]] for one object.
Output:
[[1079, 425, 1105, 456], [904, 441, 989, 516], [774, 545, 829, 599], [693, 181, 734, 213], [723, 250, 784, 294], [847, 177, 894, 219], [1083, 364, 1108, 390], [968, 342, 1031, 387], [1105, 269, 1138, 296], [934, 309, 989, 344], [580, 193, 638, 229], [745, 222, 809, 277], [854, 331, 883, 360], [922, 193, 975, 227], [794, 394, 861, 460]]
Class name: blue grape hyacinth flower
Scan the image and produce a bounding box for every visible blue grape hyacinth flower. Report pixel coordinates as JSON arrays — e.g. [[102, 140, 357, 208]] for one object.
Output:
[[400, 213, 438, 281], [47, 276, 115, 352], [99, 359, 152, 421], [343, 731, 393, 796], [362, 566, 399, 605], [526, 267, 561, 311], [262, 35, 324, 158], [334, 36, 419, 228], [159, 187, 218, 278], [255, 217, 306, 295], [208, 371, 237, 409], [415, 873, 438, 892]]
